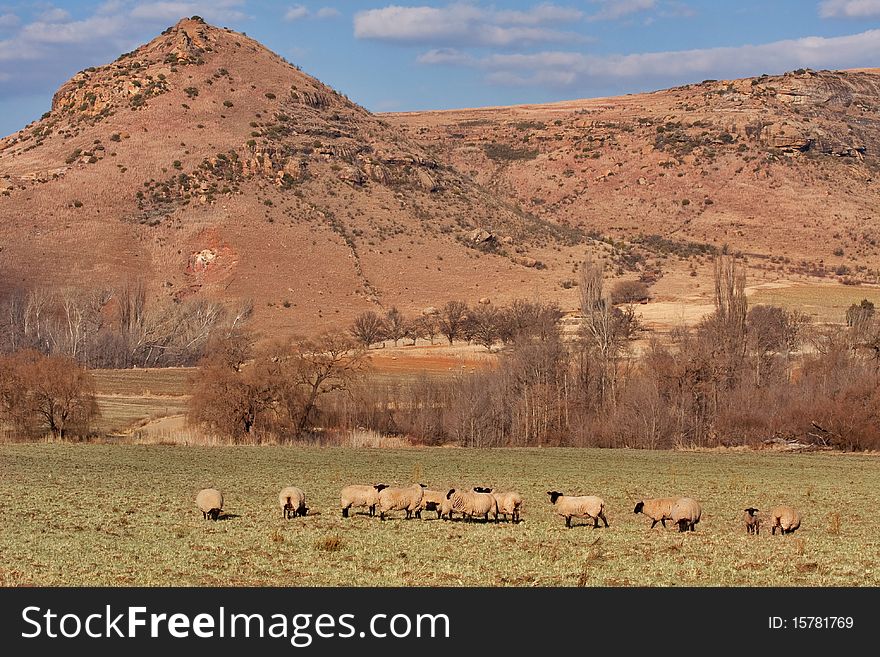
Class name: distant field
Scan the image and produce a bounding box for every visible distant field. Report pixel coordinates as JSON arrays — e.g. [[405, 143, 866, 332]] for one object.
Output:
[[749, 284, 880, 323], [92, 368, 192, 434], [0, 445, 876, 586]]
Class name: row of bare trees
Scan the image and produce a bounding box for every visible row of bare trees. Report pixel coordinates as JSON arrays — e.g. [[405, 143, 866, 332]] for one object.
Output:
[[350, 299, 564, 351], [321, 257, 880, 451], [0, 283, 252, 368]]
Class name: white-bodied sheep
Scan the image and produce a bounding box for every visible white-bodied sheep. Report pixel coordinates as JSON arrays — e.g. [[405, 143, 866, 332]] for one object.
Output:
[[671, 497, 702, 532], [767, 505, 801, 535], [279, 486, 308, 519], [416, 489, 447, 519], [442, 488, 497, 521], [633, 497, 679, 529], [547, 491, 608, 529], [487, 489, 523, 523], [196, 488, 223, 521], [340, 484, 388, 518], [744, 507, 760, 535], [378, 483, 424, 520]]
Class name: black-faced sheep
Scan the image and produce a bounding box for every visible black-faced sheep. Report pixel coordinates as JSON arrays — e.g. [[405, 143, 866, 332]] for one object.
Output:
[[767, 505, 801, 535], [416, 488, 447, 519], [547, 491, 608, 529], [744, 507, 760, 535], [671, 497, 702, 532], [377, 483, 424, 520], [196, 488, 223, 521], [489, 489, 523, 523], [340, 484, 388, 518], [633, 497, 678, 529], [442, 488, 497, 521], [279, 486, 308, 519]]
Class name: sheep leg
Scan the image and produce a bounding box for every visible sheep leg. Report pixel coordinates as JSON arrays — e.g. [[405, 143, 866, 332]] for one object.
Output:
[[650, 519, 657, 529], [342, 507, 349, 518], [661, 519, 667, 528], [565, 516, 572, 529], [593, 517, 599, 528], [600, 512, 609, 528]]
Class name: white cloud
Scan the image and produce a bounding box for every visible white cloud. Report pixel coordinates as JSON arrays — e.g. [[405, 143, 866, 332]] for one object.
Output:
[[285, 4, 339, 22], [284, 4, 309, 21], [354, 3, 582, 46], [38, 8, 72, 23], [587, 0, 656, 22], [417, 47, 474, 65], [420, 29, 880, 91], [819, 0, 880, 17], [0, 13, 20, 29]]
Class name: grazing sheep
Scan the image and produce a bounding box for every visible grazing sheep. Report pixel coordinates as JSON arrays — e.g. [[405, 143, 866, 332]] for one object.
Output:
[[671, 497, 702, 532], [378, 483, 425, 520], [442, 488, 497, 521], [744, 507, 760, 535], [279, 486, 308, 519], [488, 489, 524, 523], [416, 489, 447, 519], [547, 491, 608, 529], [196, 488, 223, 521], [633, 497, 678, 529], [340, 484, 388, 518], [767, 505, 802, 535]]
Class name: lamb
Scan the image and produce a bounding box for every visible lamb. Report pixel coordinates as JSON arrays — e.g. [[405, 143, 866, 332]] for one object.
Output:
[[670, 497, 702, 532], [416, 489, 447, 519], [377, 483, 424, 520], [487, 489, 523, 523], [633, 497, 679, 529], [196, 488, 223, 521], [279, 486, 308, 519], [547, 491, 608, 529], [340, 484, 388, 518], [767, 505, 801, 535], [744, 507, 761, 535], [441, 488, 497, 521]]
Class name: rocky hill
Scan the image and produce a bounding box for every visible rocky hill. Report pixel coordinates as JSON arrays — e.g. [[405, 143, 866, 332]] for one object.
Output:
[[390, 68, 880, 291], [0, 18, 586, 337]]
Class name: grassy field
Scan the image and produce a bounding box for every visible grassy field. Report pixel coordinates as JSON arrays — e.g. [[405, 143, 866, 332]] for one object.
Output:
[[0, 445, 877, 587], [91, 368, 191, 434], [750, 284, 880, 323]]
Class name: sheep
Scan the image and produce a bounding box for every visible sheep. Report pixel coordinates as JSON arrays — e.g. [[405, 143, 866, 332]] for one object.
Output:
[[377, 483, 424, 520], [279, 486, 308, 519], [416, 489, 447, 519], [196, 488, 223, 521], [671, 497, 702, 532], [487, 489, 523, 523], [340, 484, 388, 518], [767, 505, 802, 535], [744, 507, 761, 535], [633, 497, 679, 529], [547, 491, 608, 529], [441, 488, 497, 521]]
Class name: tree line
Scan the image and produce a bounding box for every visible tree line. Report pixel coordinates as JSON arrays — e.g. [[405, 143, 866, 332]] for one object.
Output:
[[2, 259, 878, 449]]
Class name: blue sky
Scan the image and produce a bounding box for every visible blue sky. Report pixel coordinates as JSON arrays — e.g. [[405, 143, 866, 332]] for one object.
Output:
[[0, 1, 879, 135]]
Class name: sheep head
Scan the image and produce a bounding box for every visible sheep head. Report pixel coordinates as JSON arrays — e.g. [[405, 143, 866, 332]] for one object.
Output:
[[547, 491, 563, 505], [633, 501, 645, 514]]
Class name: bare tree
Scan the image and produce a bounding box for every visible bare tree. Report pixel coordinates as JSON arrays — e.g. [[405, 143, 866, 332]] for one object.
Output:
[[438, 300, 468, 345], [578, 258, 639, 406], [350, 311, 385, 348], [383, 307, 406, 347], [470, 305, 501, 352]]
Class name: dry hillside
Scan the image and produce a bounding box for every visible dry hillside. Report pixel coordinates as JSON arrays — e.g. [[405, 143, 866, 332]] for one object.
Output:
[[390, 68, 880, 306], [0, 18, 588, 338]]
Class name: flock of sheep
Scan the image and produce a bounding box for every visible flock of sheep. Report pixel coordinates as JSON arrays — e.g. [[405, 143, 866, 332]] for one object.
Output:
[[196, 484, 803, 535]]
